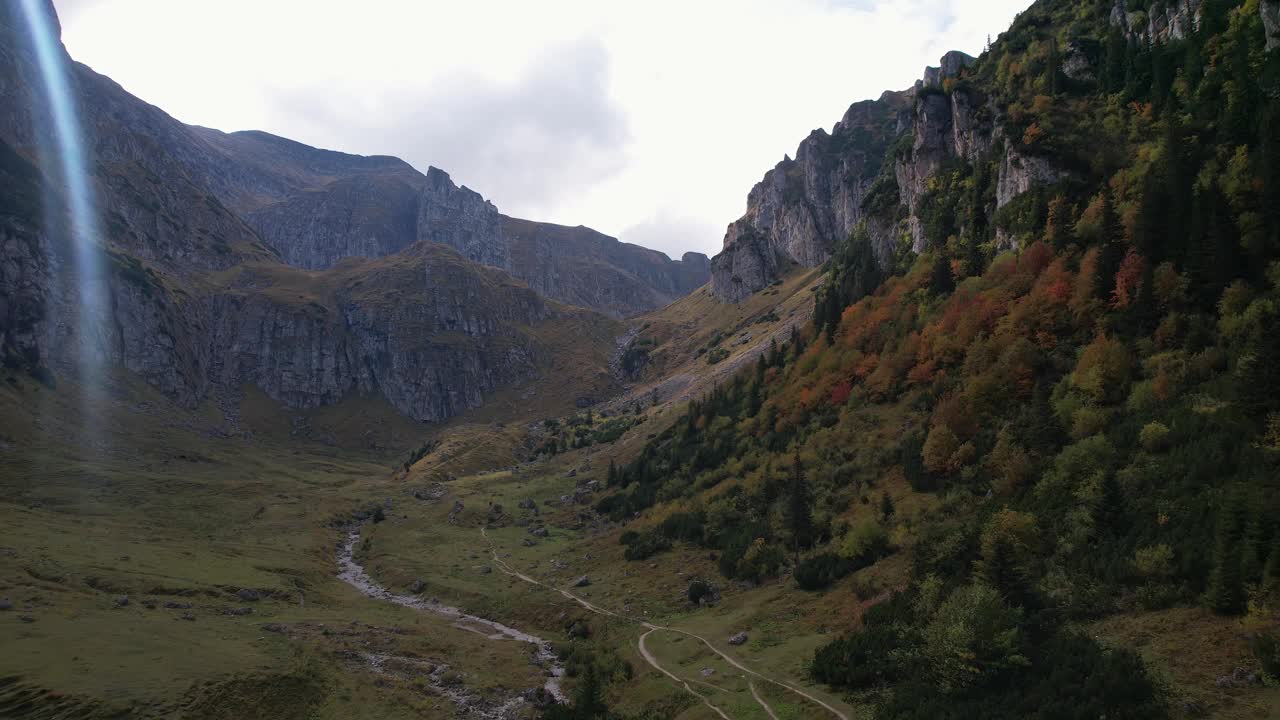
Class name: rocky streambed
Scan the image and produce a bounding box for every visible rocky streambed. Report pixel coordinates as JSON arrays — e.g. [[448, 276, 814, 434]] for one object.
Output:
[[336, 528, 565, 714]]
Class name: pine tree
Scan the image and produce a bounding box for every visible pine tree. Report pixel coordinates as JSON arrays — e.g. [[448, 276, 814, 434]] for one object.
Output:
[[1261, 538, 1280, 605], [606, 458, 618, 487], [570, 663, 607, 719], [1208, 492, 1248, 615], [787, 448, 814, 563], [880, 492, 895, 523], [929, 253, 955, 295], [978, 533, 1030, 607], [1094, 473, 1128, 536], [1094, 187, 1126, 301], [1236, 330, 1280, 418]]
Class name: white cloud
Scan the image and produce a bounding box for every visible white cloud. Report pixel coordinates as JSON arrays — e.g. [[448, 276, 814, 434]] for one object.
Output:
[[56, 0, 1029, 259]]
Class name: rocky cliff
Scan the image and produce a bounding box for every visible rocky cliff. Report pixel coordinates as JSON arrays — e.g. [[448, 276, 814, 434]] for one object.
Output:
[[207, 131, 708, 319], [0, 1, 620, 423], [709, 93, 908, 302]]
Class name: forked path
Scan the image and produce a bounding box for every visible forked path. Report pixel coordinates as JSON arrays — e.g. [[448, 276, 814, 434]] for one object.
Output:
[[481, 527, 848, 720]]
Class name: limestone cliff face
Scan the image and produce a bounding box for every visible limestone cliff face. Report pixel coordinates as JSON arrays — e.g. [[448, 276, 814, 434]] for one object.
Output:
[[710, 93, 907, 302], [1263, 0, 1280, 52], [0, 1, 613, 423], [211, 136, 706, 318], [1110, 0, 1203, 44]]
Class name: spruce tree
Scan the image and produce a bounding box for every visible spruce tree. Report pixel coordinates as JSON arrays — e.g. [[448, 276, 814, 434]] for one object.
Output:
[[1208, 492, 1248, 615], [1095, 473, 1128, 537], [570, 663, 607, 719], [880, 492, 895, 523], [979, 533, 1029, 608], [787, 448, 814, 563]]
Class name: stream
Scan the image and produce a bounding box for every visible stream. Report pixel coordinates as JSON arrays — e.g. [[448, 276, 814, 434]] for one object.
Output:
[[336, 528, 566, 713]]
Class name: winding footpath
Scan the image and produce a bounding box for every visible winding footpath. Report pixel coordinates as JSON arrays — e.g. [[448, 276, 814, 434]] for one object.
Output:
[[481, 527, 849, 720]]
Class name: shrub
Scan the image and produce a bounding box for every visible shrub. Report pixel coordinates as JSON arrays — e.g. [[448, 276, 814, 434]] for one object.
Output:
[[687, 578, 717, 604], [795, 553, 854, 591], [623, 532, 671, 561], [1252, 632, 1280, 684], [840, 519, 888, 562], [1139, 421, 1171, 453], [1133, 544, 1174, 579]]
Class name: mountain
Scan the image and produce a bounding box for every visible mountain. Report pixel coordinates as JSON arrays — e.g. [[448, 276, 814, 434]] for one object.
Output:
[[0, 0, 702, 424], [198, 128, 710, 318]]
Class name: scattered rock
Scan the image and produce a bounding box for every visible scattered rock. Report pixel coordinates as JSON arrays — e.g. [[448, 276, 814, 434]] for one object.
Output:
[[530, 526, 548, 538], [261, 623, 287, 634], [1182, 700, 1207, 717], [521, 538, 537, 547], [164, 601, 192, 610], [113, 595, 129, 607], [225, 607, 254, 616], [236, 588, 261, 602], [180, 611, 196, 621], [448, 500, 464, 523], [476, 565, 492, 575], [700, 667, 716, 677], [517, 498, 536, 510], [728, 631, 748, 646], [585, 480, 600, 492], [573, 575, 591, 588], [19, 615, 35, 623], [565, 468, 577, 478]]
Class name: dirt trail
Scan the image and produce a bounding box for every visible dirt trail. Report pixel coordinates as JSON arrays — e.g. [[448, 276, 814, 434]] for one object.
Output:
[[481, 527, 848, 720], [749, 682, 780, 720], [638, 627, 732, 720]]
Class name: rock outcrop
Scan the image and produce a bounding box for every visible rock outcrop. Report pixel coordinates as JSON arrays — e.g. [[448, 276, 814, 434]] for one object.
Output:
[[1264, 0, 1280, 52], [709, 41, 1084, 301], [709, 92, 908, 301], [1110, 0, 1203, 44]]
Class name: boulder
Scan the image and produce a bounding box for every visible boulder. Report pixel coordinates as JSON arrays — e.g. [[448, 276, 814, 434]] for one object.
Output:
[[0, 598, 11, 611], [728, 631, 748, 646], [408, 579, 426, 594], [236, 588, 261, 602], [476, 565, 492, 575], [573, 575, 591, 588], [113, 595, 129, 607]]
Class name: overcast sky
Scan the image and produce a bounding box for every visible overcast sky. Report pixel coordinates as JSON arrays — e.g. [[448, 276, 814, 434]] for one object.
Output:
[[55, 0, 1028, 260]]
